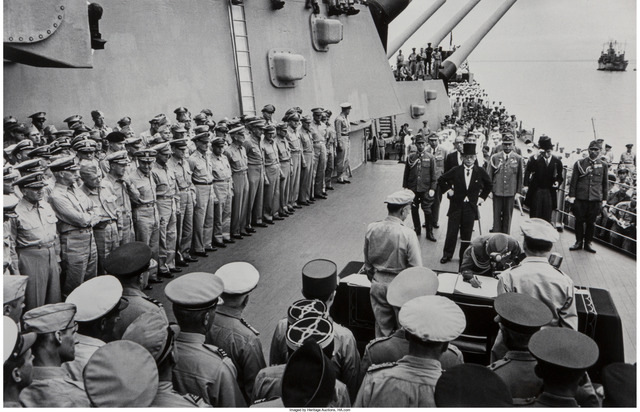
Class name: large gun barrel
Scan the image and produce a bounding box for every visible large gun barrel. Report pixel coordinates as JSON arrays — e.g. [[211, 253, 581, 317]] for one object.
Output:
[[439, 0, 517, 80], [386, 0, 446, 58], [427, 0, 481, 48]]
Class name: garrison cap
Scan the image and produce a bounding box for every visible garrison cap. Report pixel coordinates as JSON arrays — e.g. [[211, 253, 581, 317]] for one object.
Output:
[[262, 124, 276, 133], [601, 363, 637, 407], [63, 115, 82, 124], [287, 299, 327, 325], [588, 140, 601, 149], [229, 125, 245, 135], [302, 259, 337, 300], [215, 262, 260, 295], [169, 138, 189, 148], [399, 295, 466, 342], [122, 311, 175, 363], [340, 102, 352, 109], [174, 106, 188, 115], [11, 140, 34, 156], [262, 104, 276, 113], [84, 341, 158, 407], [4, 317, 37, 364], [48, 156, 79, 172], [105, 242, 152, 277], [28, 112, 46, 120], [414, 135, 426, 144], [13, 172, 47, 189], [105, 150, 130, 165], [117, 116, 132, 127], [23, 302, 77, 334], [133, 149, 157, 162], [72, 139, 97, 152], [276, 122, 288, 131], [286, 317, 334, 351], [529, 328, 599, 370], [435, 364, 513, 407], [493, 293, 552, 333], [165, 272, 225, 309], [605, 144, 612, 149], [150, 142, 171, 155], [387, 267, 439, 308], [124, 136, 143, 146], [65, 275, 126, 322], [462, 142, 476, 156], [384, 188, 414, 205], [27, 144, 52, 159], [15, 158, 46, 175], [3, 275, 29, 304], [3, 195, 19, 218], [520, 218, 559, 243], [192, 132, 211, 143], [106, 131, 126, 143], [90, 110, 104, 118], [282, 339, 337, 408], [193, 125, 210, 134]]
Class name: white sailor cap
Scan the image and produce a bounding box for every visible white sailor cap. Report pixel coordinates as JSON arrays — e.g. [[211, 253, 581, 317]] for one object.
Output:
[[339, 102, 352, 109], [65, 275, 126, 322], [399, 296, 466, 342], [384, 189, 414, 205], [387, 267, 439, 308], [520, 218, 559, 243], [215, 262, 260, 295]]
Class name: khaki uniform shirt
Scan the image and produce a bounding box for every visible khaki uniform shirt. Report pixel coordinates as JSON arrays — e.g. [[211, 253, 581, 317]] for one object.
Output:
[[334, 114, 350, 137], [113, 286, 168, 339], [168, 156, 194, 192], [188, 150, 214, 184], [275, 137, 291, 162], [62, 333, 105, 381], [19, 366, 90, 407], [286, 127, 302, 153], [211, 153, 233, 181], [364, 216, 422, 275], [127, 168, 157, 206], [49, 183, 96, 232], [15, 199, 58, 248], [105, 173, 132, 215], [225, 144, 249, 173], [152, 162, 177, 199], [80, 181, 119, 222], [244, 137, 264, 166]]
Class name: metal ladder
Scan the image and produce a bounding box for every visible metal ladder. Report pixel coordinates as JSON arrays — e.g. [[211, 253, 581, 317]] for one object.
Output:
[[229, 2, 256, 116]]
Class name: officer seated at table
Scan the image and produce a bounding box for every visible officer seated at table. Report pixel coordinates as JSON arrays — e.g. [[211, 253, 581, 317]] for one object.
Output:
[[459, 233, 523, 288]]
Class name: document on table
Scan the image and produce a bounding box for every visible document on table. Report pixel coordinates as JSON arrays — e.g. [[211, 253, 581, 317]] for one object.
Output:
[[436, 272, 458, 294], [453, 275, 499, 299], [341, 274, 371, 288]]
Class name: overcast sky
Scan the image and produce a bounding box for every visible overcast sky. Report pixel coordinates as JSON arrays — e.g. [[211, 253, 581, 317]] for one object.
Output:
[[388, 0, 636, 62]]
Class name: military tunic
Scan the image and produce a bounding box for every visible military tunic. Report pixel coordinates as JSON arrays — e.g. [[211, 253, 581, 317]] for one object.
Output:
[[489, 150, 523, 234], [354, 356, 441, 407], [151, 381, 208, 407], [112, 286, 168, 339], [425, 144, 447, 224], [225, 143, 249, 236], [172, 331, 246, 407], [403, 150, 437, 232], [19, 366, 90, 407], [61, 333, 104, 382], [569, 156, 609, 245]]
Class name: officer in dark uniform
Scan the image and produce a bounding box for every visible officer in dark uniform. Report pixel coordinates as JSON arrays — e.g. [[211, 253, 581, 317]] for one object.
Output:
[[568, 140, 609, 253], [459, 233, 522, 286], [166, 271, 246, 407], [403, 134, 437, 241], [106, 241, 168, 339], [434, 364, 513, 407], [207, 262, 266, 403], [425, 133, 447, 228]]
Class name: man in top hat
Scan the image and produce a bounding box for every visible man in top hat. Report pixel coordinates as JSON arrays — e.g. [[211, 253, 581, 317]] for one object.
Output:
[[226, 126, 251, 239], [310, 108, 327, 199], [359, 268, 463, 382], [619, 143, 635, 172], [188, 132, 217, 256], [62, 275, 128, 381], [261, 125, 284, 224], [269, 259, 361, 401], [4, 317, 37, 407], [253, 318, 349, 407], [425, 132, 447, 228], [151, 142, 179, 277], [275, 122, 294, 217], [13, 172, 61, 310], [3, 275, 28, 322], [438, 142, 492, 264], [106, 242, 168, 340], [334, 103, 352, 184], [568, 140, 609, 253], [434, 364, 514, 407], [285, 112, 303, 209], [123, 312, 208, 407], [489, 133, 523, 234], [127, 149, 162, 284], [28, 112, 47, 134], [364, 189, 422, 337], [166, 272, 246, 407], [79, 162, 119, 277], [103, 150, 135, 245], [244, 118, 268, 229], [261, 104, 276, 126], [167, 138, 197, 265], [523, 135, 564, 223], [355, 295, 466, 407], [19, 303, 91, 407], [403, 134, 437, 241], [528, 328, 599, 407], [48, 156, 99, 297], [207, 262, 266, 403]]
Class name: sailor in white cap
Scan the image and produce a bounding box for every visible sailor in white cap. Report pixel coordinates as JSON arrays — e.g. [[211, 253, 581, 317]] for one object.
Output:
[[359, 267, 463, 381], [207, 262, 266, 403], [3, 274, 29, 323], [4, 317, 37, 407], [354, 295, 466, 407], [334, 102, 352, 183], [166, 272, 246, 407], [364, 189, 422, 338], [20, 303, 91, 407], [62, 275, 128, 381], [493, 218, 577, 362]]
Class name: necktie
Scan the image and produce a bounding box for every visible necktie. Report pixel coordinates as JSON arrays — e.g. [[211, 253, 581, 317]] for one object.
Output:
[[466, 168, 471, 177]]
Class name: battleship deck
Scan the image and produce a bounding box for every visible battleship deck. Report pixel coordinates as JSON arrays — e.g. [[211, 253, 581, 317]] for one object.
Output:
[[148, 160, 636, 363]]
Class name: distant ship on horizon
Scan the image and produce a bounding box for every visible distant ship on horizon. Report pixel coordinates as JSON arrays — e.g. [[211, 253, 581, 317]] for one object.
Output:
[[597, 41, 628, 71]]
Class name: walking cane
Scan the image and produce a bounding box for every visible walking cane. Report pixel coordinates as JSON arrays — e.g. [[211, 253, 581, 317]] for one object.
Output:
[[515, 193, 524, 216], [476, 203, 483, 235]]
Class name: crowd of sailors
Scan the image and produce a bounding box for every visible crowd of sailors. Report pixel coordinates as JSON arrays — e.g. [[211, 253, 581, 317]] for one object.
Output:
[[392, 45, 456, 81]]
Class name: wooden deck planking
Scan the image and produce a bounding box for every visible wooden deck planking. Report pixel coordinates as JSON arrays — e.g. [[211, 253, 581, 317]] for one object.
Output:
[[148, 160, 636, 363]]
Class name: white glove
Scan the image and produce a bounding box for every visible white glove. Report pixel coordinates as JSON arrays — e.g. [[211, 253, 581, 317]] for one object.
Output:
[[567, 197, 575, 203], [477, 198, 484, 206], [428, 189, 435, 197], [447, 189, 454, 197]]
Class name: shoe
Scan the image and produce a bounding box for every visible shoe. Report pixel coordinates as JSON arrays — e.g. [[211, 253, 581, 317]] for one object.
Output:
[[205, 247, 218, 252], [232, 234, 244, 240], [273, 216, 285, 221], [440, 256, 451, 264], [433, 223, 439, 229], [255, 222, 268, 228], [159, 271, 174, 279], [344, 180, 351, 184], [293, 204, 302, 209], [246, 227, 257, 233], [584, 243, 597, 254], [569, 242, 583, 251], [224, 238, 236, 244], [176, 260, 189, 267], [337, 180, 346, 184], [426, 231, 437, 242], [265, 220, 275, 225], [346, 6, 360, 15], [192, 251, 209, 257], [213, 241, 227, 248], [184, 256, 198, 263], [321, 192, 328, 196], [299, 201, 310, 206], [316, 194, 327, 199], [170, 267, 182, 273], [240, 231, 252, 237], [327, 186, 335, 190], [489, 229, 496, 233], [149, 278, 164, 284], [308, 199, 315, 203]]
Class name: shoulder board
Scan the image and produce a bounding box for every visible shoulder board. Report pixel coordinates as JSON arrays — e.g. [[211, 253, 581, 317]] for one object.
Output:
[[367, 362, 397, 373], [202, 343, 228, 359], [488, 358, 511, 371], [141, 296, 164, 307], [366, 335, 393, 349], [253, 396, 280, 405], [240, 318, 260, 336]]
